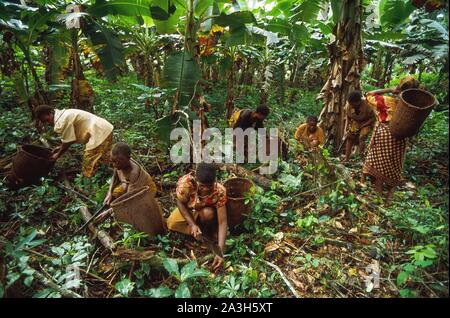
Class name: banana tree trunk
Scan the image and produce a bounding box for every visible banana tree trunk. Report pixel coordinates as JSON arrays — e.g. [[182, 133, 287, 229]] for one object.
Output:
[[70, 30, 93, 112], [225, 64, 235, 120], [371, 50, 384, 86], [275, 63, 285, 106], [16, 40, 48, 109], [381, 52, 394, 87], [318, 0, 364, 150]]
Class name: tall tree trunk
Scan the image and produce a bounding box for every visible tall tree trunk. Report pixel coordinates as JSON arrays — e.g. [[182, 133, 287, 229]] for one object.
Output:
[[225, 62, 235, 120], [275, 62, 285, 106], [371, 50, 384, 86], [318, 0, 364, 150], [184, 0, 208, 134], [17, 41, 47, 107], [381, 52, 395, 87], [70, 30, 93, 112]]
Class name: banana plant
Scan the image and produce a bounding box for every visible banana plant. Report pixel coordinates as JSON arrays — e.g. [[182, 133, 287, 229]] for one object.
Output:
[[154, 0, 263, 141], [0, 0, 55, 107]]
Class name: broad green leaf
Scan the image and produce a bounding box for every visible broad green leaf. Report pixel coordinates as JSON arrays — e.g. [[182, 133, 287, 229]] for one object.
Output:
[[291, 22, 309, 46], [162, 50, 201, 105], [88, 0, 152, 17], [399, 288, 416, 298], [83, 21, 126, 81], [330, 0, 343, 24], [365, 31, 406, 41], [422, 246, 437, 259], [150, 0, 182, 33], [214, 11, 257, 30], [290, 0, 324, 24], [411, 225, 430, 234], [194, 0, 213, 17], [265, 18, 291, 35], [181, 262, 210, 281], [396, 271, 409, 286], [175, 282, 191, 298], [316, 21, 332, 35], [45, 30, 71, 85], [163, 258, 180, 278], [17, 229, 38, 250], [267, 0, 294, 17], [24, 10, 56, 46], [156, 113, 186, 145], [180, 261, 197, 281], [414, 260, 433, 268], [379, 0, 415, 28], [115, 278, 135, 297], [150, 0, 176, 20], [144, 285, 174, 297], [24, 275, 34, 288], [226, 26, 264, 47]]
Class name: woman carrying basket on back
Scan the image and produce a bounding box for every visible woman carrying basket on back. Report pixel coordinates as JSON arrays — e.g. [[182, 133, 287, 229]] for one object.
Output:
[[359, 76, 420, 206]]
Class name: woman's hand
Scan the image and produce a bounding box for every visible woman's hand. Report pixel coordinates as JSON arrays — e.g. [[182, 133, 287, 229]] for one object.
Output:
[[103, 193, 112, 205], [50, 152, 60, 161], [50, 146, 61, 161], [190, 224, 202, 240]]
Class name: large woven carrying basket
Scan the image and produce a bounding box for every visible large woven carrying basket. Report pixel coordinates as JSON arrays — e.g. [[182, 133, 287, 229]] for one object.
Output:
[[110, 186, 167, 238], [8, 144, 55, 188], [390, 88, 436, 139], [223, 178, 254, 229]]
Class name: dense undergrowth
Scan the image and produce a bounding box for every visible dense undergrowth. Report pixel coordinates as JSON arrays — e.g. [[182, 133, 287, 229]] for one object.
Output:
[[0, 71, 448, 298]]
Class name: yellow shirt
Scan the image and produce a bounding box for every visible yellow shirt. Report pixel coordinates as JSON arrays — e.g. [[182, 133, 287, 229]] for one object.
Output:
[[295, 123, 325, 146], [115, 159, 157, 195], [54, 109, 113, 151], [365, 94, 397, 123]]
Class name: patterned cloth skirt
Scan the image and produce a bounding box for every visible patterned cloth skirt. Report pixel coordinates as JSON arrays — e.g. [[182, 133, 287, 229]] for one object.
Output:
[[363, 123, 407, 187], [82, 133, 113, 178]]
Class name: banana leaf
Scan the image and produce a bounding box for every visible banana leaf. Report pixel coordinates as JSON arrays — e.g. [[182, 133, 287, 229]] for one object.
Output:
[[162, 50, 201, 106], [83, 21, 126, 81]]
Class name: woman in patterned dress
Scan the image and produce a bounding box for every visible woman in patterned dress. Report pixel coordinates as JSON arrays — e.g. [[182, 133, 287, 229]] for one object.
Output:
[[361, 76, 420, 205]]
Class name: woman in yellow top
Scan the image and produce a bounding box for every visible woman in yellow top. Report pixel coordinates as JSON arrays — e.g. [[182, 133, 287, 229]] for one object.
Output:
[[361, 76, 420, 205], [294, 116, 325, 149], [35, 105, 114, 178]]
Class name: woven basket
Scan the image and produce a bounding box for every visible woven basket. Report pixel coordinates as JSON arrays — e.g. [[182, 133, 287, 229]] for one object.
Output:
[[11, 144, 54, 186], [110, 186, 167, 237], [223, 178, 254, 229], [390, 88, 436, 139]]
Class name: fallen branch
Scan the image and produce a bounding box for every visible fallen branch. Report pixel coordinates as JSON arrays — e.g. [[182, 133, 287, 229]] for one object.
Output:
[[247, 248, 300, 298], [32, 268, 82, 298], [80, 206, 115, 251]]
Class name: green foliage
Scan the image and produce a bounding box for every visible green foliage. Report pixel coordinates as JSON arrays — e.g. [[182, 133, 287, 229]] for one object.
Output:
[[162, 50, 202, 106], [83, 21, 126, 81], [115, 278, 135, 297], [379, 0, 416, 28], [151, 0, 183, 34], [88, 0, 153, 18], [160, 258, 210, 298]]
